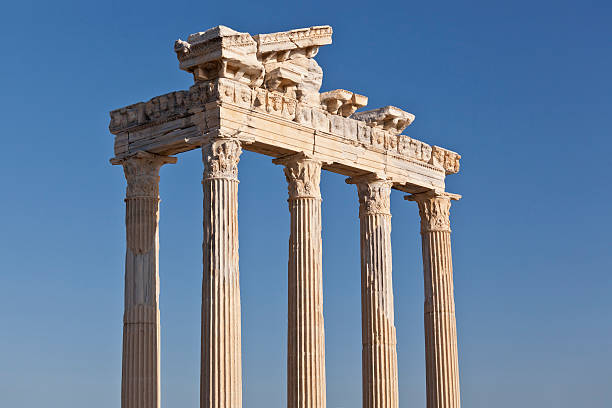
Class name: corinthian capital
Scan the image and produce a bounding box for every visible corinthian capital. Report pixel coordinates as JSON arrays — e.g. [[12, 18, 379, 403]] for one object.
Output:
[[203, 138, 242, 180], [406, 191, 461, 233], [273, 152, 322, 199], [111, 151, 177, 198], [347, 174, 392, 216]]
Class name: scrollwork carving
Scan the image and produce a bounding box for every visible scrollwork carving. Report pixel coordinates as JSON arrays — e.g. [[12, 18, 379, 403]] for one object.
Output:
[[202, 138, 242, 180], [111, 152, 176, 254], [274, 153, 322, 199], [111, 151, 177, 198], [356, 179, 392, 216], [406, 192, 460, 233]]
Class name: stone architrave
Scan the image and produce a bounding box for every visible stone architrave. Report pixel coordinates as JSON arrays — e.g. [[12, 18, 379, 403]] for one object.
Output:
[[111, 151, 177, 408], [273, 153, 326, 408], [406, 191, 462, 408], [347, 175, 399, 408], [201, 138, 243, 408]]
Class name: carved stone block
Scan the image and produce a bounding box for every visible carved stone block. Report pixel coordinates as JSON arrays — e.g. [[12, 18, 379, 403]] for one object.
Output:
[[352, 105, 415, 135], [343, 117, 358, 141], [295, 104, 312, 126], [330, 114, 344, 135], [174, 25, 264, 86], [357, 121, 371, 144], [312, 109, 330, 132]]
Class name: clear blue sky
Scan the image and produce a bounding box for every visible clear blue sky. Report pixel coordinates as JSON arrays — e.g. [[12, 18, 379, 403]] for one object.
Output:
[[1, 1, 610, 407]]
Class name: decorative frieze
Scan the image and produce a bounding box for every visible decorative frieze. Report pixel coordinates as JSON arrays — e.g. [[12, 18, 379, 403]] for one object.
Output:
[[254, 26, 333, 54], [109, 77, 461, 175]]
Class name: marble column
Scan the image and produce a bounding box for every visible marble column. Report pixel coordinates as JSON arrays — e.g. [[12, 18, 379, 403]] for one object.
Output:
[[273, 153, 326, 408], [201, 138, 243, 408], [406, 191, 461, 408], [111, 151, 177, 408], [349, 176, 399, 408]]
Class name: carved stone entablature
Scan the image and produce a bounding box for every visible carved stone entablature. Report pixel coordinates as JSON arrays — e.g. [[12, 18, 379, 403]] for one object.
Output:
[[253, 26, 332, 105], [351, 106, 415, 135], [174, 25, 264, 86], [431, 146, 461, 175], [254, 26, 333, 54], [202, 138, 242, 180], [405, 191, 461, 233], [320, 89, 368, 117], [109, 90, 192, 134], [108, 77, 461, 175], [273, 152, 322, 200]]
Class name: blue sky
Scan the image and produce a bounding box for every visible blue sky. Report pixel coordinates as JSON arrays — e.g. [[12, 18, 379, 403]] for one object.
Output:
[[0, 1, 611, 407]]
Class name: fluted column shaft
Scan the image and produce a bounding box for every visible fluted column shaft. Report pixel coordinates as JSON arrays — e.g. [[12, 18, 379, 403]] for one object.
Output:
[[353, 178, 398, 408], [407, 192, 461, 408], [112, 151, 176, 408], [201, 138, 243, 408], [274, 153, 326, 408]]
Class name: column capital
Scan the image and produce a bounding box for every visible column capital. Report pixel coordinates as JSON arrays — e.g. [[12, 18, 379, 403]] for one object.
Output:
[[111, 151, 177, 198], [347, 173, 393, 216], [202, 138, 242, 180], [405, 190, 461, 233], [273, 152, 322, 200]]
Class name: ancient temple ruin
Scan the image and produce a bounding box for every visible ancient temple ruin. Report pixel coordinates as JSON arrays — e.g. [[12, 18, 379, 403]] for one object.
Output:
[[108, 24, 462, 408]]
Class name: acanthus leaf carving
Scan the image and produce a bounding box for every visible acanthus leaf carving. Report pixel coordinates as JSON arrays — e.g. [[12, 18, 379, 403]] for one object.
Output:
[[273, 153, 322, 199], [356, 179, 392, 216], [406, 192, 461, 233], [203, 138, 242, 180], [111, 152, 176, 254], [111, 151, 177, 198]]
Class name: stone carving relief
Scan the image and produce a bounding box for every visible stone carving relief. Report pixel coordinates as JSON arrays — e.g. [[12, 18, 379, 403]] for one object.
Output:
[[110, 25, 460, 176], [254, 26, 332, 105], [111, 151, 177, 198], [203, 138, 242, 180], [356, 179, 392, 216], [351, 106, 415, 135], [111, 152, 176, 254], [174, 25, 264, 86], [109, 76, 461, 175], [320, 89, 368, 117], [407, 192, 460, 233], [274, 154, 322, 199]]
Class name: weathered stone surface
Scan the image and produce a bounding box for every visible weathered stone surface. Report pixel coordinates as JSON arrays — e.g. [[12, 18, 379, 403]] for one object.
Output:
[[320, 89, 368, 117], [110, 24, 464, 408], [255, 26, 331, 105], [201, 138, 243, 408], [254, 26, 332, 53], [406, 191, 462, 408], [108, 79, 459, 193], [175, 25, 264, 86], [352, 106, 415, 135], [111, 151, 176, 408], [274, 153, 327, 408], [347, 175, 399, 408]]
